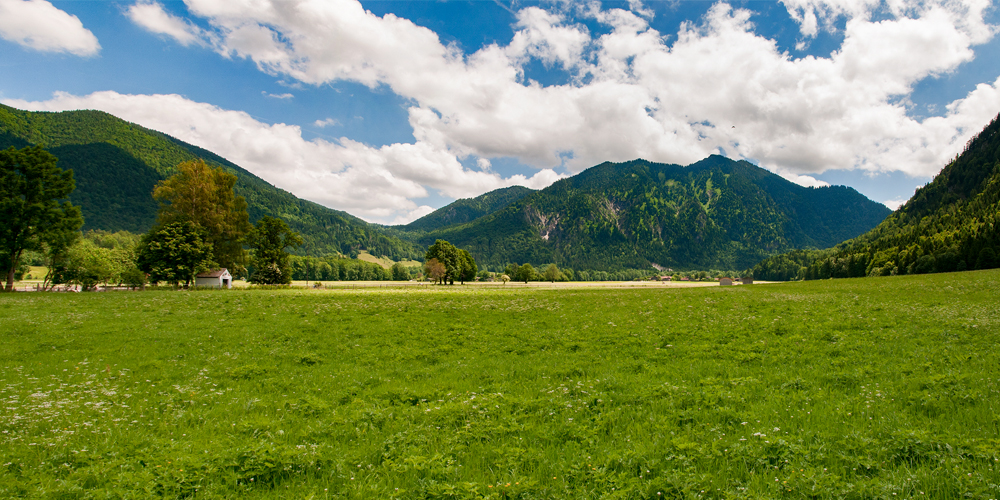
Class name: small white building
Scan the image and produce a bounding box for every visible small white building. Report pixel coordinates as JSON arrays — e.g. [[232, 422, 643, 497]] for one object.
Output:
[[195, 268, 232, 289]]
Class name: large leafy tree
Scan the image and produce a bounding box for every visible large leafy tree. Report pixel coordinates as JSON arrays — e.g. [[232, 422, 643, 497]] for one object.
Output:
[[457, 249, 477, 284], [544, 263, 562, 282], [0, 146, 83, 292], [391, 262, 410, 281], [153, 159, 251, 275], [136, 221, 214, 286], [424, 258, 446, 284], [516, 263, 536, 283], [247, 216, 302, 285], [425, 240, 460, 285]]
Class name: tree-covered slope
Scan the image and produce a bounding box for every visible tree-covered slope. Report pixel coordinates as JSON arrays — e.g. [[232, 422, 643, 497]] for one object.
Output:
[[400, 185, 535, 232], [0, 104, 422, 260], [420, 156, 890, 271], [751, 113, 1000, 280]]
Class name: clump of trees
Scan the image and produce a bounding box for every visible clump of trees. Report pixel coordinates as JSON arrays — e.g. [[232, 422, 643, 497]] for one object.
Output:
[[136, 160, 306, 286], [10, 156, 302, 290], [497, 263, 657, 282], [289, 256, 398, 281], [424, 240, 477, 285], [141, 159, 252, 281]]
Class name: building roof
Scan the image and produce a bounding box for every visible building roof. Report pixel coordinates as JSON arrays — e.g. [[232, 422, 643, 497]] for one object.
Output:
[[196, 268, 230, 278]]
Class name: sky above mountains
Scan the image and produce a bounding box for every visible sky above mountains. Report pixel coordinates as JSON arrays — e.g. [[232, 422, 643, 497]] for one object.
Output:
[[1, 0, 998, 224]]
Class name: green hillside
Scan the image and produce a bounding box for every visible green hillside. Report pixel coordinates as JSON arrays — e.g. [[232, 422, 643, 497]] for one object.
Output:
[[751, 113, 1000, 280], [400, 185, 535, 232], [419, 155, 890, 271], [0, 104, 422, 260]]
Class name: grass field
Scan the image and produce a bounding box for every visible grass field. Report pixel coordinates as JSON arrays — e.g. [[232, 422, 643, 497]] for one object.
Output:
[[356, 251, 422, 270], [1, 271, 999, 499]]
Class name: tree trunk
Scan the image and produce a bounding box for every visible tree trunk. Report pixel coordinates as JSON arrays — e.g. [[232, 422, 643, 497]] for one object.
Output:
[[4, 249, 21, 292]]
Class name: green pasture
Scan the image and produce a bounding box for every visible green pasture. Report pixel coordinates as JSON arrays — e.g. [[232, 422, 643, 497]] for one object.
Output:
[[1, 271, 999, 499]]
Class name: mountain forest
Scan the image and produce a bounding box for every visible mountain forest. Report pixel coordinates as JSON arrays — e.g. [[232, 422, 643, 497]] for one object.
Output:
[[406, 156, 890, 271], [750, 112, 1000, 280]]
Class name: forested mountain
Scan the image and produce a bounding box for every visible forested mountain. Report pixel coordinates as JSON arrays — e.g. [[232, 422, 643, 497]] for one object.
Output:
[[400, 185, 535, 232], [750, 113, 1000, 280], [417, 156, 890, 270], [0, 105, 422, 260]]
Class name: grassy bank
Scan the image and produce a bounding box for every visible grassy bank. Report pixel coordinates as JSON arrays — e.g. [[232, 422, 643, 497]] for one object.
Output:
[[1, 271, 998, 498]]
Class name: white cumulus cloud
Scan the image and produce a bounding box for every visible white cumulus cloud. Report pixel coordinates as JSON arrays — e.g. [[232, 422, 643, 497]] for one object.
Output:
[[123, 0, 1000, 183], [0, 0, 100, 56], [127, 1, 207, 47], [313, 118, 340, 128]]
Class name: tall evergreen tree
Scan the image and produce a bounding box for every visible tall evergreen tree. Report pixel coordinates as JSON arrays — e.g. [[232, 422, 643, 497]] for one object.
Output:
[[0, 146, 83, 291]]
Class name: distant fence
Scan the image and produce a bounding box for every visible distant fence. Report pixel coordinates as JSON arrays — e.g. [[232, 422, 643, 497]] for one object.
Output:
[[4, 280, 728, 293]]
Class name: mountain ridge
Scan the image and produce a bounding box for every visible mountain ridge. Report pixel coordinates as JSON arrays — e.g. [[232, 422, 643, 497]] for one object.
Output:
[[749, 112, 1000, 280], [0, 104, 422, 260], [399, 185, 535, 232], [415, 155, 890, 271]]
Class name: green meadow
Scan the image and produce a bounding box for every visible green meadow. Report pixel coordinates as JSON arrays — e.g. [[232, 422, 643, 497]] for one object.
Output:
[[1, 272, 999, 499]]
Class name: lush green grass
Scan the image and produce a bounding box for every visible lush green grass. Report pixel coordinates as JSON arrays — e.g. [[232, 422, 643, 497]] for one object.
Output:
[[1, 272, 999, 499]]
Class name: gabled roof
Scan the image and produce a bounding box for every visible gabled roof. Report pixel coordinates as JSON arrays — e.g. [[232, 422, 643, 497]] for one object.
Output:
[[196, 268, 230, 278]]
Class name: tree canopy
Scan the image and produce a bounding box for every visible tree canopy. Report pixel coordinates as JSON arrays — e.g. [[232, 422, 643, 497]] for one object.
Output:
[[136, 221, 214, 286], [153, 159, 251, 275], [424, 239, 479, 285], [516, 263, 536, 283], [247, 216, 302, 285], [457, 249, 477, 284], [0, 146, 83, 291], [425, 240, 460, 284]]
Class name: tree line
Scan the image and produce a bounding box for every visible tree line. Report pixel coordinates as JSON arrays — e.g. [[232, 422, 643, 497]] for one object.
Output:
[[1, 146, 304, 290]]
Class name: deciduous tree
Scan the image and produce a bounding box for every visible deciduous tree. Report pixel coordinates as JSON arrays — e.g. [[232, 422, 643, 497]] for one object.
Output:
[[516, 263, 536, 283], [544, 263, 561, 282], [153, 159, 251, 276], [391, 262, 410, 281], [425, 240, 460, 284], [247, 216, 302, 285], [0, 146, 83, 292], [136, 221, 214, 286], [424, 258, 446, 284], [458, 249, 477, 284]]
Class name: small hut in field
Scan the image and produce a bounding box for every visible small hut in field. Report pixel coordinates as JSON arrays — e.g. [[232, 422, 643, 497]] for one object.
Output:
[[719, 277, 733, 286], [740, 277, 754, 285], [195, 269, 232, 289]]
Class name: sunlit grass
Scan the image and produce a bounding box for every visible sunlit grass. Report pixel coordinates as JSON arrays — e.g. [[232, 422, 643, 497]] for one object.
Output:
[[1, 271, 999, 498]]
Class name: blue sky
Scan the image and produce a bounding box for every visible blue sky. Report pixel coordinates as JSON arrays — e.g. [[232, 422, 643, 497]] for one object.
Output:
[[1, 0, 998, 223]]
